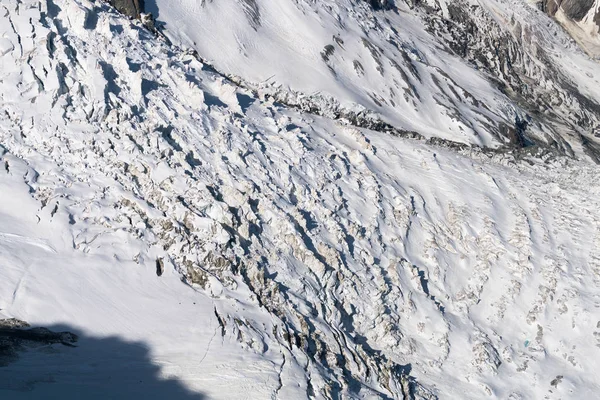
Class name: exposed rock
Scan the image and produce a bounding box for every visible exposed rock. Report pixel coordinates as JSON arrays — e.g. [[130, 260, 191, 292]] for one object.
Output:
[[2, 0, 600, 397], [365, 0, 396, 10], [544, 0, 596, 20], [0, 319, 78, 367], [417, 0, 600, 157], [107, 0, 144, 19], [156, 257, 165, 276]]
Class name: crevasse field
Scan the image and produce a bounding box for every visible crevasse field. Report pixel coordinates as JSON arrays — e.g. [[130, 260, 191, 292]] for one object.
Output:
[[1, 0, 600, 399]]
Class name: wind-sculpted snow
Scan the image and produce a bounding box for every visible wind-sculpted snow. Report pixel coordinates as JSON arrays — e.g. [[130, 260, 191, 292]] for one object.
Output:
[[1, 0, 600, 399], [148, 0, 600, 161], [147, 0, 534, 147]]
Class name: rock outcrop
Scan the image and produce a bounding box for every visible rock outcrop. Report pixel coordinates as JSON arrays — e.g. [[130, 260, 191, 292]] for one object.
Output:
[[543, 0, 597, 20], [539, 0, 600, 55], [107, 0, 144, 19]]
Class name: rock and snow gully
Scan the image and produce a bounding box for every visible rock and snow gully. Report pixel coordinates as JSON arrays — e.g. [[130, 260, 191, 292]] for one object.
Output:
[[0, 0, 599, 399]]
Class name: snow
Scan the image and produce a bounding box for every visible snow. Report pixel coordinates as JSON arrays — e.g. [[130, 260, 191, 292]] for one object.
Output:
[[147, 0, 600, 157], [147, 0, 529, 147], [0, 121, 278, 400], [0, 0, 599, 399]]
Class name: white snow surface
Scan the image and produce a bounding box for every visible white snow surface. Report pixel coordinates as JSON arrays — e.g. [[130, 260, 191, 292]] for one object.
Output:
[[148, 0, 527, 146], [0, 0, 599, 399], [147, 0, 600, 150]]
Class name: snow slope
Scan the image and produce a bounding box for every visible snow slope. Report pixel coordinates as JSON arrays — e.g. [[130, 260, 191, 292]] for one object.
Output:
[[1, 0, 600, 399], [147, 0, 600, 158], [146, 0, 525, 146], [0, 161, 278, 399]]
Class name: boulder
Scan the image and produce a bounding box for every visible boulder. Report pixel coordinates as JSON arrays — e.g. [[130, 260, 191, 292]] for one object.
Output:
[[107, 0, 144, 19]]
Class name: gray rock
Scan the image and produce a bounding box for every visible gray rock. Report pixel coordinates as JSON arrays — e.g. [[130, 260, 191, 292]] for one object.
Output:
[[413, 0, 600, 157], [543, 0, 595, 21], [107, 0, 144, 20], [365, 0, 395, 10], [562, 0, 596, 20]]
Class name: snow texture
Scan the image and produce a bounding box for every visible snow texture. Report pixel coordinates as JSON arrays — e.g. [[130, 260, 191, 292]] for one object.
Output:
[[0, 0, 599, 399], [147, 0, 600, 158]]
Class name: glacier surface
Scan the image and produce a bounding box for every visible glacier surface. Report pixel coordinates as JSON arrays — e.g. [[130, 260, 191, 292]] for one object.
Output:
[[0, 0, 599, 399]]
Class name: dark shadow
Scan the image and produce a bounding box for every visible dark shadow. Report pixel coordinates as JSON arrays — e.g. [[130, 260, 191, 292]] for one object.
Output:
[[185, 151, 202, 168], [298, 209, 318, 231], [126, 57, 141, 72], [0, 319, 205, 399], [46, 0, 61, 19], [203, 93, 228, 109], [84, 8, 99, 30], [285, 123, 301, 131], [111, 24, 125, 35], [143, 0, 160, 18], [98, 61, 122, 103], [141, 78, 162, 96], [236, 93, 255, 113], [412, 264, 446, 314], [156, 125, 183, 152]]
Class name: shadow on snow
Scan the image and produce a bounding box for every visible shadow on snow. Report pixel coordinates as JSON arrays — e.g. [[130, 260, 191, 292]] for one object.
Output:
[[0, 321, 205, 399]]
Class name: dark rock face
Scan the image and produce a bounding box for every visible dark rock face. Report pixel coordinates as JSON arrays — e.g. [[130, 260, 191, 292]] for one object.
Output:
[[107, 0, 144, 19], [543, 0, 561, 15], [364, 0, 395, 11], [541, 1, 600, 51], [543, 0, 595, 20], [561, 0, 596, 20]]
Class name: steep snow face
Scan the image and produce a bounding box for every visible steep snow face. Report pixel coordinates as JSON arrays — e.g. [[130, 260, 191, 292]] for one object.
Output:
[[147, 0, 600, 160], [145, 0, 530, 147], [1, 0, 600, 399]]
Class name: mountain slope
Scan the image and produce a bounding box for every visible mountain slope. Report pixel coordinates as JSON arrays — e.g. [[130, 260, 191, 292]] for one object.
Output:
[[542, 0, 600, 56], [1, 0, 600, 399], [147, 0, 600, 160]]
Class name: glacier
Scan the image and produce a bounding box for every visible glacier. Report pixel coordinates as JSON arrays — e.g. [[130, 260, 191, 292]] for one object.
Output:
[[0, 0, 599, 399]]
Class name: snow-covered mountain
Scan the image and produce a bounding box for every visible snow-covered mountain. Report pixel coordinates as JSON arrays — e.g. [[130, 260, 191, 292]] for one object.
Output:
[[1, 0, 599, 399], [147, 0, 600, 159]]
